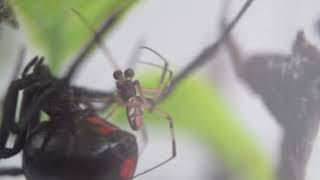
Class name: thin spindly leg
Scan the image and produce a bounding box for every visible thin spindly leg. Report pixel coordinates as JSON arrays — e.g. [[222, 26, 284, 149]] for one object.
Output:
[[143, 57, 173, 86], [133, 107, 176, 178], [104, 103, 120, 119], [142, 66, 173, 104], [136, 60, 173, 110], [137, 57, 173, 90], [138, 123, 149, 156], [126, 38, 146, 69], [139, 46, 170, 85], [133, 80, 150, 107], [129, 45, 174, 110], [63, 1, 130, 81], [134, 80, 164, 112], [71, 8, 120, 70]]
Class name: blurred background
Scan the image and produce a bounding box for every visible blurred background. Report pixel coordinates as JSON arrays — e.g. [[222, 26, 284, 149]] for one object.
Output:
[[0, 0, 320, 179]]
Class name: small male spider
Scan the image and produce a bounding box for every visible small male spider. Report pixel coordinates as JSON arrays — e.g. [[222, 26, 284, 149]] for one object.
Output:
[[102, 46, 176, 177], [72, 6, 176, 176]]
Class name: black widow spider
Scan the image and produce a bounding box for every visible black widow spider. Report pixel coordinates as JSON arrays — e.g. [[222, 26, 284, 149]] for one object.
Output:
[[0, 56, 138, 180], [0, 3, 139, 180]]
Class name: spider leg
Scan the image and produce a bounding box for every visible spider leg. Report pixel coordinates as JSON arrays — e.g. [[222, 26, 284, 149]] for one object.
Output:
[[139, 46, 170, 85], [133, 80, 149, 107], [0, 47, 27, 132], [21, 83, 60, 151], [133, 107, 176, 178], [0, 76, 42, 158], [138, 123, 149, 156], [64, 0, 131, 81], [138, 61, 173, 89], [134, 80, 161, 112], [21, 56, 43, 78], [0, 78, 55, 159], [21, 84, 45, 135], [125, 38, 146, 69], [0, 55, 45, 158], [0, 133, 26, 158], [128, 45, 174, 110], [0, 76, 36, 149], [135, 61, 173, 111], [104, 103, 120, 119]]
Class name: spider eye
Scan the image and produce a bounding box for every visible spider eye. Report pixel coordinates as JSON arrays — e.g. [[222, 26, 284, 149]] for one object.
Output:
[[113, 70, 123, 80], [124, 68, 134, 78]]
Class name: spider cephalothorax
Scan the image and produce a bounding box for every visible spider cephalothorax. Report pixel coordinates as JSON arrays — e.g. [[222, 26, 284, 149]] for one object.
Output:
[[113, 68, 137, 102]]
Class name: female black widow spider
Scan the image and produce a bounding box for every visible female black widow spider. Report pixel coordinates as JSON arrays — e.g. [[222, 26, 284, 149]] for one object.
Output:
[[0, 56, 138, 180], [0, 3, 139, 180]]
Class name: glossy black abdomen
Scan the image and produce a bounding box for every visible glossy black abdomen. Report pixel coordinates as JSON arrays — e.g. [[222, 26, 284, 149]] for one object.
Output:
[[23, 115, 138, 180]]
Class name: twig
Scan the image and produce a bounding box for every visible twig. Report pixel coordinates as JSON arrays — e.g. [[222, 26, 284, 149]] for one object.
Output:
[[64, 0, 133, 82], [160, 0, 255, 101]]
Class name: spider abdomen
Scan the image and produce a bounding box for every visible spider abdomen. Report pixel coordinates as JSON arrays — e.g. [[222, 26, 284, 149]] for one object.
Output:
[[23, 115, 138, 180]]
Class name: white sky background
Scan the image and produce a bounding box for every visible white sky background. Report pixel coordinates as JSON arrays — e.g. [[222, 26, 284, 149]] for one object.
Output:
[[1, 0, 320, 179]]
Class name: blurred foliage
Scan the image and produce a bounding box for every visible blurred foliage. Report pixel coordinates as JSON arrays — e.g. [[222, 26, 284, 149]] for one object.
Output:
[[9, 0, 137, 72], [0, 0, 18, 28], [9, 0, 274, 180]]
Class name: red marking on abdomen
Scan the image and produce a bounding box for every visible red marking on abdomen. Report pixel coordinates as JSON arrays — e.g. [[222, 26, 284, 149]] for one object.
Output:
[[120, 155, 137, 180], [86, 116, 116, 135], [87, 116, 107, 125], [96, 127, 114, 135]]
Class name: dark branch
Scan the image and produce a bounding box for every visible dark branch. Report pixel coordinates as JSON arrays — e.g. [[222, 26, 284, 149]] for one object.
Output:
[[63, 0, 132, 82], [161, 0, 255, 100]]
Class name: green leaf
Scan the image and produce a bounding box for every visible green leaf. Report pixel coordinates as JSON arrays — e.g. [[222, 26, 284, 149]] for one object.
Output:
[[111, 73, 274, 180], [161, 76, 274, 180], [9, 0, 137, 72]]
